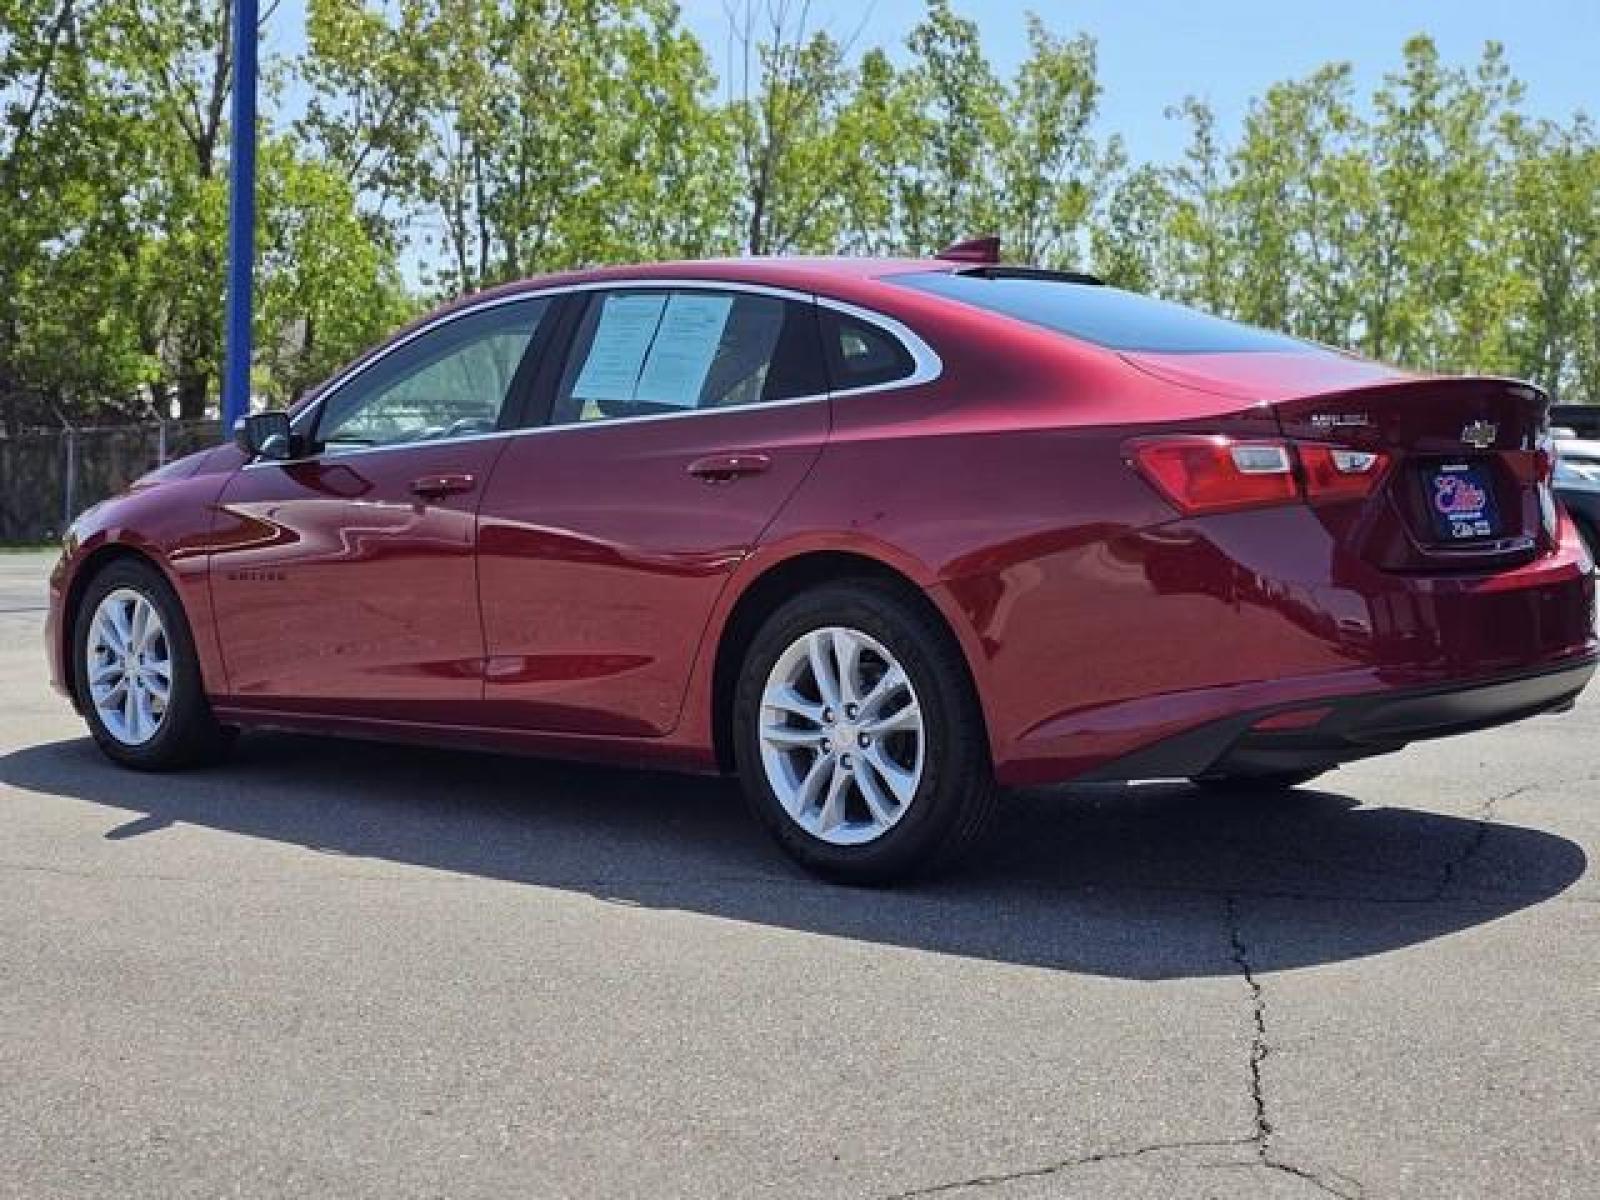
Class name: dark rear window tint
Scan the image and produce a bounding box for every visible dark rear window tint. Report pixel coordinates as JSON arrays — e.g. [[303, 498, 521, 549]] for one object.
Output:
[[891, 272, 1325, 355], [822, 310, 916, 390]]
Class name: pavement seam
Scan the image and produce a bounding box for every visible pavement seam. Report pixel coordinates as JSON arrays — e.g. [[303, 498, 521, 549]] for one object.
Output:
[[1225, 893, 1366, 1200]]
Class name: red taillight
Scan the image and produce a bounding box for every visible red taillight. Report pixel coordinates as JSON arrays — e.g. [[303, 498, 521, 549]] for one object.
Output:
[[1532, 429, 1558, 484], [1126, 436, 1299, 515], [1297, 444, 1390, 503], [1535, 435, 1559, 540], [1127, 436, 1391, 515]]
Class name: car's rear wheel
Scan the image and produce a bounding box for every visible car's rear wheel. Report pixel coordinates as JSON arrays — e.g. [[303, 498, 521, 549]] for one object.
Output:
[[732, 581, 996, 884], [1190, 769, 1326, 793], [74, 558, 233, 770]]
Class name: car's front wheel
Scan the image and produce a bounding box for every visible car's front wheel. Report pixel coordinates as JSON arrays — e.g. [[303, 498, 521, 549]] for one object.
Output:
[[732, 581, 996, 884], [73, 558, 233, 770]]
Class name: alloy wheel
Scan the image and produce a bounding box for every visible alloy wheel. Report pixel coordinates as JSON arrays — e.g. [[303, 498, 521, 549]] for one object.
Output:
[[757, 625, 925, 846], [85, 587, 171, 746]]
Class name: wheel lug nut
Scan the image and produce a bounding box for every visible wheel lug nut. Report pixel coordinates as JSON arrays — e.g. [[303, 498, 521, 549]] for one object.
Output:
[[845, 704, 859, 720], [823, 708, 836, 724], [840, 753, 854, 770], [859, 733, 870, 747], [820, 739, 832, 754]]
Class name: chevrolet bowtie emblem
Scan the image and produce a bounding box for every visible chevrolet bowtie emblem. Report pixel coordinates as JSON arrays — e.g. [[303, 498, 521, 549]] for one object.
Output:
[[1461, 420, 1497, 450]]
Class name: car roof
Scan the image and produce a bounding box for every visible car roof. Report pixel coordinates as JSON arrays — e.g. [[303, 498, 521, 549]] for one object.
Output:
[[295, 257, 970, 412], [446, 256, 957, 308]]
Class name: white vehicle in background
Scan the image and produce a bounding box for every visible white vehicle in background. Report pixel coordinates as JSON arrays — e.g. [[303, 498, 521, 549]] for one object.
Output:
[[1551, 428, 1600, 567]]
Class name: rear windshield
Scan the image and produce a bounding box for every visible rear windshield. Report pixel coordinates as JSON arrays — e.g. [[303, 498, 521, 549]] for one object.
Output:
[[891, 271, 1326, 355]]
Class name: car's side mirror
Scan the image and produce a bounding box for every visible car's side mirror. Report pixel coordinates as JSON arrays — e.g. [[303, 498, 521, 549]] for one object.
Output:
[[234, 410, 295, 461]]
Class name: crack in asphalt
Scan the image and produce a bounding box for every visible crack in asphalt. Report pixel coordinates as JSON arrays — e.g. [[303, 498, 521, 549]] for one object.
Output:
[[1225, 894, 1273, 1149], [877, 1137, 1258, 1199], [1426, 774, 1600, 901], [1428, 791, 1514, 902], [865, 894, 1379, 1199], [1226, 894, 1365, 1200]]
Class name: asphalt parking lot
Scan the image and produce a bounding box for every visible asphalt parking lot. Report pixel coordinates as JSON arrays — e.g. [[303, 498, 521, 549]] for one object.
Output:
[[1, 549, 1596, 1199]]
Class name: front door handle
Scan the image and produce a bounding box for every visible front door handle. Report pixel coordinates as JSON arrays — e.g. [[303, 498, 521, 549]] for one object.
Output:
[[409, 472, 477, 499], [687, 453, 773, 483]]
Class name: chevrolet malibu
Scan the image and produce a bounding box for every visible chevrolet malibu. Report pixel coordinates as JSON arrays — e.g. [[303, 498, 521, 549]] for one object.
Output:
[[46, 251, 1598, 882]]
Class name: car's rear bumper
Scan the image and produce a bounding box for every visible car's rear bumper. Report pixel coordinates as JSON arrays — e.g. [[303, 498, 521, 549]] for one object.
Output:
[[1074, 656, 1597, 782], [979, 513, 1596, 787]]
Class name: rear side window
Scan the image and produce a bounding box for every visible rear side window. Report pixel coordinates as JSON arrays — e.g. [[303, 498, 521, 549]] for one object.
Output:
[[549, 289, 825, 426], [822, 311, 917, 391], [890, 271, 1327, 355]]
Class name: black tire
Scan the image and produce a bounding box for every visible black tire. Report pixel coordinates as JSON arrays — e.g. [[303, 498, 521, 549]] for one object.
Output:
[[1190, 769, 1326, 794], [732, 580, 997, 884], [72, 557, 234, 770]]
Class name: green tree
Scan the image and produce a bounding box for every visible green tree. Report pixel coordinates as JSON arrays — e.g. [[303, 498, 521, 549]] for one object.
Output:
[[577, 5, 737, 263], [725, 0, 858, 255], [299, 0, 438, 250], [1162, 97, 1234, 314], [1, 0, 152, 429], [361, 0, 728, 290], [1092, 163, 1178, 294], [255, 137, 412, 402], [1503, 115, 1600, 399], [896, 0, 1003, 253], [996, 18, 1106, 267], [1228, 64, 1367, 344], [1357, 36, 1523, 370], [829, 48, 918, 255]]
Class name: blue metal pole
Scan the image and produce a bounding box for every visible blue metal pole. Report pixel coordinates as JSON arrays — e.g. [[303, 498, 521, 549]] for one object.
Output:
[[221, 0, 259, 437]]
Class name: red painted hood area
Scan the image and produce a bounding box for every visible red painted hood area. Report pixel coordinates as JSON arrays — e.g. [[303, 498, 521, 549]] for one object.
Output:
[[1122, 349, 1406, 402]]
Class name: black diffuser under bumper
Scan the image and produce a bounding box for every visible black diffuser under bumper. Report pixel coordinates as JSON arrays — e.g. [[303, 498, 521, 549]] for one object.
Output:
[[1078, 657, 1597, 783]]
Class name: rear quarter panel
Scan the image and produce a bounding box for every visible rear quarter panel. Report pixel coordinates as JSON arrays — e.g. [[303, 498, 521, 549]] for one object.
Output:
[[743, 287, 1321, 778], [743, 285, 1595, 785]]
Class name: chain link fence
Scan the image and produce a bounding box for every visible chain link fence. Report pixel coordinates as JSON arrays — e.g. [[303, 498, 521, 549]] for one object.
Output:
[[0, 420, 222, 543]]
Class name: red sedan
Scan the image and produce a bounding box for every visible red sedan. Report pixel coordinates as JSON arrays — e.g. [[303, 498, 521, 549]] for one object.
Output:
[[45, 252, 1598, 882]]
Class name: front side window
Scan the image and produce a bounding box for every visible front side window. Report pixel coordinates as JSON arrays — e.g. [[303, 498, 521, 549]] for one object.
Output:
[[316, 298, 550, 449], [550, 289, 823, 425]]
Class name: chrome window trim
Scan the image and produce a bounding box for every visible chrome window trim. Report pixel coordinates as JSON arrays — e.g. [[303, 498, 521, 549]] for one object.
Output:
[[246, 392, 835, 469], [817, 297, 942, 397], [253, 276, 942, 470], [287, 289, 554, 440]]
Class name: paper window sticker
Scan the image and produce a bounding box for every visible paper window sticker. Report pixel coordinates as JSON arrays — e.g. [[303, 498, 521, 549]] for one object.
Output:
[[572, 293, 669, 402], [633, 293, 736, 408]]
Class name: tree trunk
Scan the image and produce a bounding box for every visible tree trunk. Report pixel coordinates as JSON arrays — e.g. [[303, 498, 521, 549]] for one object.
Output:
[[176, 371, 209, 421]]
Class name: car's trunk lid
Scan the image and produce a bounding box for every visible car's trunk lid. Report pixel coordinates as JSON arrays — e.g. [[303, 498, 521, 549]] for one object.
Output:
[[1269, 375, 1551, 570], [1125, 351, 1553, 571], [1122, 348, 1404, 402]]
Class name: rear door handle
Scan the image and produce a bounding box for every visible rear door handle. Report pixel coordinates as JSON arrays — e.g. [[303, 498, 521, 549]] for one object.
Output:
[[409, 472, 477, 499], [687, 453, 773, 483]]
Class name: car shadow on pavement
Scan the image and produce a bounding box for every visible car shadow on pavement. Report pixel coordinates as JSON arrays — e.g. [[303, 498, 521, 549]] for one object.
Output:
[[1, 733, 1586, 980]]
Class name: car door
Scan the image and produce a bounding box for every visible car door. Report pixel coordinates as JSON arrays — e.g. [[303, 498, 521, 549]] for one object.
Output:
[[209, 295, 557, 720], [475, 283, 830, 736]]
